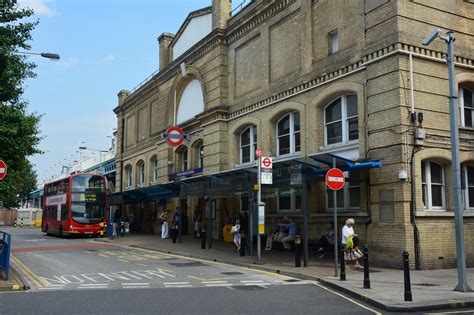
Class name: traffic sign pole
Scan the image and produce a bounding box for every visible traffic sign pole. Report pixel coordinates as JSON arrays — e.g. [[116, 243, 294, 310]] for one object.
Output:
[[332, 159, 339, 277], [257, 155, 262, 264]]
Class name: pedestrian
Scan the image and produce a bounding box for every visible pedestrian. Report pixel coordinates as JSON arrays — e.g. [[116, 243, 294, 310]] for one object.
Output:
[[113, 209, 121, 238], [342, 218, 363, 269], [317, 221, 335, 257], [278, 217, 297, 251], [159, 209, 170, 239], [173, 207, 181, 235], [231, 217, 241, 252], [239, 211, 249, 254], [193, 208, 202, 238]]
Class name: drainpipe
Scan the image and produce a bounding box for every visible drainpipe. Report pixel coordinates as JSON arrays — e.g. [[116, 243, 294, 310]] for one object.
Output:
[[410, 136, 421, 270]]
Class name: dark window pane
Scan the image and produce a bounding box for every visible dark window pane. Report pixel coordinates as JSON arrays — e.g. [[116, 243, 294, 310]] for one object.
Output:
[[294, 131, 301, 152], [326, 122, 342, 144], [293, 112, 300, 131], [465, 109, 473, 127], [327, 190, 344, 208], [279, 196, 291, 210], [295, 194, 302, 210], [465, 88, 472, 108], [278, 116, 290, 136], [241, 146, 250, 163], [347, 95, 358, 117], [348, 117, 358, 140], [241, 195, 249, 212], [241, 129, 250, 146], [253, 126, 257, 143], [468, 166, 474, 186], [349, 187, 360, 207], [431, 185, 443, 207], [430, 163, 443, 184], [469, 188, 474, 208], [348, 171, 360, 186], [421, 161, 426, 182], [325, 99, 342, 123], [278, 135, 290, 155], [422, 184, 427, 207]]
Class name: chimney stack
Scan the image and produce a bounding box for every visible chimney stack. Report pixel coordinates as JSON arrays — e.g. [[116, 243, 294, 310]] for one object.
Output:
[[158, 32, 175, 70], [117, 90, 130, 106], [212, 0, 232, 30]]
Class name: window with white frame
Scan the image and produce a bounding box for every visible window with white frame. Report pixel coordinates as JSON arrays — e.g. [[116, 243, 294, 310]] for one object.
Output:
[[462, 164, 474, 210], [326, 171, 360, 211], [277, 112, 300, 156], [278, 188, 302, 212], [198, 145, 204, 168], [151, 157, 158, 182], [240, 126, 257, 164], [328, 30, 339, 54], [126, 165, 132, 187], [137, 162, 145, 186], [422, 161, 445, 210], [181, 149, 188, 171], [324, 95, 358, 146], [459, 87, 473, 128]]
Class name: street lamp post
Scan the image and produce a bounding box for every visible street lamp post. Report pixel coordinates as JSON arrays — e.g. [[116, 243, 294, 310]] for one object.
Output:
[[422, 29, 472, 292], [13, 51, 60, 60]]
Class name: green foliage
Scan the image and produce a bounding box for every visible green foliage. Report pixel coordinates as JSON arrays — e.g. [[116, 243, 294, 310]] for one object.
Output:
[[0, 0, 41, 207]]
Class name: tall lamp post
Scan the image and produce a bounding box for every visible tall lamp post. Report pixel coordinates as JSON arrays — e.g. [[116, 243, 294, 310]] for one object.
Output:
[[422, 29, 472, 292], [13, 51, 60, 61]]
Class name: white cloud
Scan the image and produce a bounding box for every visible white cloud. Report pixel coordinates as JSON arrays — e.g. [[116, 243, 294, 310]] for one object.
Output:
[[57, 57, 80, 69], [98, 53, 116, 64], [17, 0, 56, 17]]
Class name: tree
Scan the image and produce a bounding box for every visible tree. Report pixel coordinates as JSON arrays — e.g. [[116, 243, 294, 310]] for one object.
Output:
[[0, 0, 41, 207]]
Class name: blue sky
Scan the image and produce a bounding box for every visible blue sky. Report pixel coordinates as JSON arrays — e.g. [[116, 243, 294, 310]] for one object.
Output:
[[20, 0, 221, 183]]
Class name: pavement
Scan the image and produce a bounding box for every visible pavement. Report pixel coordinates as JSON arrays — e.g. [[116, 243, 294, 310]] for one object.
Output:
[[0, 266, 29, 292], [97, 233, 474, 312]]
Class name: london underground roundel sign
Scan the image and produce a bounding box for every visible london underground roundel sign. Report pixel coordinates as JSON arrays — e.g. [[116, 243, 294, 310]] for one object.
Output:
[[164, 127, 185, 147], [0, 160, 7, 181], [325, 168, 345, 191]]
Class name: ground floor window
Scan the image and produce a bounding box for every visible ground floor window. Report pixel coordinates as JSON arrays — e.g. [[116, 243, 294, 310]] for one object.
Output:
[[422, 160, 445, 210], [277, 188, 301, 213], [326, 171, 360, 211], [463, 164, 474, 210]]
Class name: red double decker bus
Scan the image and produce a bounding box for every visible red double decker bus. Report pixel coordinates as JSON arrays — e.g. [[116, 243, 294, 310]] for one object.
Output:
[[42, 173, 108, 237]]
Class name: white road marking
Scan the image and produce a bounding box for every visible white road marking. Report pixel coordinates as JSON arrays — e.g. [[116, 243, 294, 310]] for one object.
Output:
[[38, 287, 63, 290], [205, 283, 232, 287], [240, 280, 264, 283], [79, 283, 109, 286], [122, 283, 150, 286], [163, 282, 189, 285], [164, 285, 193, 288], [78, 286, 108, 289], [202, 281, 228, 284]]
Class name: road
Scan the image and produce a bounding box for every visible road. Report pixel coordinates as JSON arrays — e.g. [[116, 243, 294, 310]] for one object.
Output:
[[1, 227, 386, 314]]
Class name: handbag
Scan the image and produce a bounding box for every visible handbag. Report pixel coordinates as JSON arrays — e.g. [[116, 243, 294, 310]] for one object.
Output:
[[231, 224, 240, 234], [345, 235, 354, 250]]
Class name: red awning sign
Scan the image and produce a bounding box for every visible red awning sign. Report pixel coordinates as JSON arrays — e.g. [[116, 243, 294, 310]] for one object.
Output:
[[325, 168, 345, 190], [0, 160, 7, 181], [162, 127, 187, 147]]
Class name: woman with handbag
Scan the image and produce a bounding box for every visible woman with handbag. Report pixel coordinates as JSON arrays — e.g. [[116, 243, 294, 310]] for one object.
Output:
[[342, 218, 363, 269], [231, 218, 241, 253], [159, 209, 170, 239]]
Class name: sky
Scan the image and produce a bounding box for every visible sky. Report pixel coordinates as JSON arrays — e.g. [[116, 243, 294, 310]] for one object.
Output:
[[19, 0, 227, 184]]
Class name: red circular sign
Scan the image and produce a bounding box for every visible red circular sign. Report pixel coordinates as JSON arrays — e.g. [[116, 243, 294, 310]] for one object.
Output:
[[256, 149, 263, 158], [165, 127, 184, 147], [262, 157, 272, 168], [0, 160, 7, 181], [325, 168, 345, 190]]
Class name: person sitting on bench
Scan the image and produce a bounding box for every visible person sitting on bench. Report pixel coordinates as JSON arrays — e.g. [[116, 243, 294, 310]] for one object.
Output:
[[278, 217, 297, 251]]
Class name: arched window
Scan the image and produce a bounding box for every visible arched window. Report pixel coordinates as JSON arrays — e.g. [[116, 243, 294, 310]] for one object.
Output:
[[324, 94, 358, 145], [125, 165, 132, 188], [422, 160, 445, 210], [151, 156, 158, 183], [240, 126, 257, 164], [137, 161, 145, 187], [460, 87, 473, 128], [177, 79, 205, 124], [276, 112, 300, 156], [181, 149, 188, 171]]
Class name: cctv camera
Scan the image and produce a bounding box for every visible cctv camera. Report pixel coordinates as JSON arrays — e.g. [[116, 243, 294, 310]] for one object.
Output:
[[398, 170, 408, 181], [422, 28, 441, 46]]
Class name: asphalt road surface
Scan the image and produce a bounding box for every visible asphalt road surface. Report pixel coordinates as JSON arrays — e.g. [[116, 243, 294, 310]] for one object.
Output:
[[1, 227, 387, 314]]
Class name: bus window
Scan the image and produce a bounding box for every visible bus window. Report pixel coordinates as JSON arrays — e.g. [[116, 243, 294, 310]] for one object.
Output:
[[71, 175, 105, 192]]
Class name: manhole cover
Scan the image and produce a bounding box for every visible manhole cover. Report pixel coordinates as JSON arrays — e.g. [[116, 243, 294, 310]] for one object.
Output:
[[232, 285, 265, 291], [414, 283, 440, 287], [284, 279, 301, 282], [221, 272, 243, 276], [168, 262, 208, 267]]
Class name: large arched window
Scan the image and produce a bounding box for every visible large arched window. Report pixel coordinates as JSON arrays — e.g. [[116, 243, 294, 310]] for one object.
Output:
[[422, 160, 445, 210], [198, 145, 204, 168], [324, 94, 358, 145], [240, 126, 257, 164], [181, 149, 188, 171], [460, 87, 473, 128], [177, 79, 205, 124], [137, 161, 145, 187], [125, 165, 132, 188], [276, 112, 300, 156]]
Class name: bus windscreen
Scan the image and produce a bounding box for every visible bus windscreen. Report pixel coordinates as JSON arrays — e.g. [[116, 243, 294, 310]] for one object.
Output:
[[71, 175, 106, 224]]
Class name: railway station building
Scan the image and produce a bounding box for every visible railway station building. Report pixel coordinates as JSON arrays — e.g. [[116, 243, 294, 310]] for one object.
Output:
[[112, 0, 474, 269]]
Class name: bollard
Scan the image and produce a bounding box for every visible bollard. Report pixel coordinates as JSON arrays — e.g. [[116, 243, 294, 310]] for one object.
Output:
[[294, 235, 302, 267], [201, 231, 206, 249], [13, 219, 17, 228], [363, 244, 370, 289], [20, 218, 23, 228], [340, 246, 346, 281], [403, 251, 413, 302], [171, 227, 177, 243], [240, 236, 246, 256]]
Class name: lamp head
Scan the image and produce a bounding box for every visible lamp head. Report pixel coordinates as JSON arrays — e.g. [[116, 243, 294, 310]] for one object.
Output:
[[422, 28, 441, 46]]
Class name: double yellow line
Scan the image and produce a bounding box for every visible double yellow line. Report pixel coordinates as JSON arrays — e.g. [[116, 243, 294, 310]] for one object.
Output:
[[10, 255, 48, 289]]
